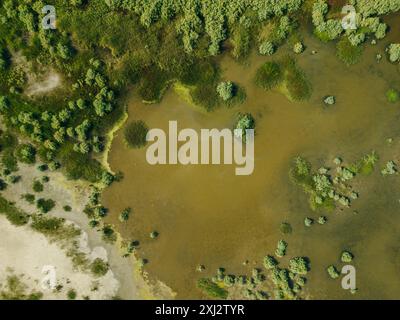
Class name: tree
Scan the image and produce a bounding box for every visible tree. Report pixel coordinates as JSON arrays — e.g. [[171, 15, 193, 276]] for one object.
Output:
[[217, 81, 233, 101], [263, 255, 278, 269], [293, 42, 304, 54], [259, 41, 275, 55], [119, 207, 131, 222], [341, 251, 354, 263], [327, 265, 340, 279], [275, 240, 288, 257], [289, 257, 309, 275], [15, 144, 36, 164], [101, 171, 114, 186], [388, 43, 400, 62], [235, 113, 255, 143]]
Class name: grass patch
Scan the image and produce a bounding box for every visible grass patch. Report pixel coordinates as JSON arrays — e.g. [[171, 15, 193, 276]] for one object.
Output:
[[31, 215, 80, 241], [336, 38, 363, 66], [197, 278, 228, 299], [281, 56, 312, 101], [254, 61, 283, 90], [0, 195, 29, 226]]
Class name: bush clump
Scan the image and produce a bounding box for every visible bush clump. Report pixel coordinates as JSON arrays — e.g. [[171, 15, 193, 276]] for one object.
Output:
[[234, 113, 255, 143], [90, 258, 109, 277], [259, 41, 275, 56], [36, 198, 56, 213], [124, 120, 149, 149], [15, 144, 36, 164], [327, 265, 340, 279], [275, 240, 288, 258], [341, 251, 354, 263], [119, 207, 131, 222], [264, 255, 278, 269], [386, 89, 399, 103], [216, 81, 233, 101], [289, 257, 309, 275]]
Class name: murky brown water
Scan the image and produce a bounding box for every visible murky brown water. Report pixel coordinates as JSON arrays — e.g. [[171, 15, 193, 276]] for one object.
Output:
[[103, 17, 400, 299]]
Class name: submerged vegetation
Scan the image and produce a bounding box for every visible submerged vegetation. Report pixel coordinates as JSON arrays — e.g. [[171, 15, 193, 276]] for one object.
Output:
[[0, 0, 400, 300], [123, 121, 149, 149], [255, 56, 311, 101]]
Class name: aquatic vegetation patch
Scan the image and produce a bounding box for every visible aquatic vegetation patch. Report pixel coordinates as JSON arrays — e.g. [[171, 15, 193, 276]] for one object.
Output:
[[197, 278, 228, 300], [290, 153, 377, 211], [336, 37, 363, 66], [123, 120, 149, 149], [255, 57, 312, 101]]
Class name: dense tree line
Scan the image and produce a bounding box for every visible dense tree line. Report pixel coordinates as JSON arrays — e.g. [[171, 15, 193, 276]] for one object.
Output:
[[105, 0, 303, 55]]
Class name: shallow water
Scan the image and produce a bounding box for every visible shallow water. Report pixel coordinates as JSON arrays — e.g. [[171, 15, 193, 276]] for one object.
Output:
[[103, 16, 400, 299]]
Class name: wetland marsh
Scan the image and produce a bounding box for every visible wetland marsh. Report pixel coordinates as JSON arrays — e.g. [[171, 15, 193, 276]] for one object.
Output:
[[103, 20, 400, 299]]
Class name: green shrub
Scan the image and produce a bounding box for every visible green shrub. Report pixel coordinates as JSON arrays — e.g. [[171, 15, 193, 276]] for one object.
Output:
[[36, 198, 55, 213], [386, 89, 399, 103], [318, 216, 327, 225], [259, 41, 275, 55], [289, 257, 309, 275], [304, 217, 313, 227], [341, 251, 354, 263], [327, 265, 340, 279], [15, 144, 36, 164], [216, 81, 233, 101], [264, 255, 278, 269], [1, 150, 18, 172], [150, 231, 159, 239], [275, 240, 288, 258], [119, 207, 131, 222], [235, 113, 255, 143], [388, 43, 400, 63], [67, 289, 77, 300], [22, 193, 35, 204], [102, 225, 117, 243], [124, 121, 149, 149], [32, 180, 44, 193], [90, 258, 109, 277]]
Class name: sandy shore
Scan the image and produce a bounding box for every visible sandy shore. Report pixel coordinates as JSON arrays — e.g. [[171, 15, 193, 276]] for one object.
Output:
[[0, 162, 166, 299]]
